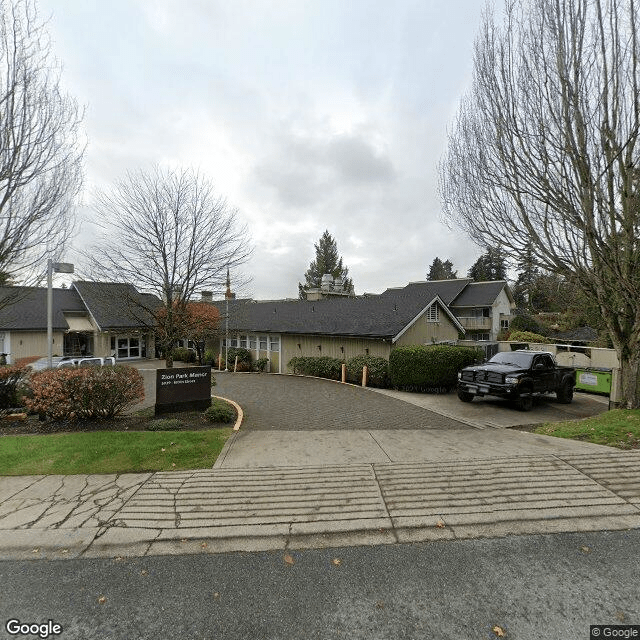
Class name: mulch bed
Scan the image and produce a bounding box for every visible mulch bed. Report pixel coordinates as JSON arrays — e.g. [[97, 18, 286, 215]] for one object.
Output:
[[0, 410, 228, 436]]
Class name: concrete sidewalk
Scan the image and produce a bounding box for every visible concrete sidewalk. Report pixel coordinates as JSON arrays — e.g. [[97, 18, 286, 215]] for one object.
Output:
[[215, 426, 615, 467], [1, 450, 638, 560]]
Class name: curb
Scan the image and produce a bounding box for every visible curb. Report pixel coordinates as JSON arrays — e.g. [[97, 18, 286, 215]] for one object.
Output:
[[212, 395, 243, 431]]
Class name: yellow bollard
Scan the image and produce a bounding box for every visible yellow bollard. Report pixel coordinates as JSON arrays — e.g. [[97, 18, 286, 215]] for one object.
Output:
[[362, 365, 368, 387], [341, 363, 346, 383]]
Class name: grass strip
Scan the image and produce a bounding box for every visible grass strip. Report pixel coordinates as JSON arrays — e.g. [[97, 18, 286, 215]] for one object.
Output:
[[533, 409, 640, 449], [0, 428, 232, 476]]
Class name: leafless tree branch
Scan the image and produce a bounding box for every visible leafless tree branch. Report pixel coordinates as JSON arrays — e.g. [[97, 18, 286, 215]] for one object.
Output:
[[82, 165, 253, 367], [0, 0, 83, 302], [440, 0, 640, 407]]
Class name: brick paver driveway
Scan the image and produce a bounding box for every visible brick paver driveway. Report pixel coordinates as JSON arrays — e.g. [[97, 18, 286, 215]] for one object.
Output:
[[213, 373, 471, 431]]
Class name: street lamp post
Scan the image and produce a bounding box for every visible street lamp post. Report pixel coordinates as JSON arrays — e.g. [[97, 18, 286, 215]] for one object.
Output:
[[47, 259, 74, 369], [224, 296, 229, 372]]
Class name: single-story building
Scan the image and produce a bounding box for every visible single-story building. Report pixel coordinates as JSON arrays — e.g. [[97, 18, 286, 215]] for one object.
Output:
[[0, 282, 158, 364], [214, 279, 515, 373]]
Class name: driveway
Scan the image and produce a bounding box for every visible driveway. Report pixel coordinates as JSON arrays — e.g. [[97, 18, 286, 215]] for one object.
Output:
[[213, 373, 469, 431], [212, 373, 613, 467], [372, 387, 609, 429]]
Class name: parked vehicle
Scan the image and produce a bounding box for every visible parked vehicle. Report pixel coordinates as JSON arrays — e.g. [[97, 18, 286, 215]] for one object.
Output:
[[28, 356, 116, 371], [457, 350, 576, 411]]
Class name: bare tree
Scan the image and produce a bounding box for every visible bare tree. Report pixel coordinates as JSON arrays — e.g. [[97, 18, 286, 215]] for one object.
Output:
[[440, 0, 640, 408], [85, 166, 252, 367], [0, 0, 83, 299]]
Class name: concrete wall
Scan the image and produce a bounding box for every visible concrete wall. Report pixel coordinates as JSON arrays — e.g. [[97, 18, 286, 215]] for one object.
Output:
[[395, 303, 460, 346], [497, 341, 620, 369]]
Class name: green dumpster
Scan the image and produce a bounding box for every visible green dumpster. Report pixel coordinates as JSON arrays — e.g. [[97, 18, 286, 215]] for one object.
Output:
[[574, 367, 612, 394]]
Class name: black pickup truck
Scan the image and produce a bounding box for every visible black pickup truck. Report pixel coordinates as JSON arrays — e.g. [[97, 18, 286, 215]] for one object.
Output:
[[457, 350, 576, 411]]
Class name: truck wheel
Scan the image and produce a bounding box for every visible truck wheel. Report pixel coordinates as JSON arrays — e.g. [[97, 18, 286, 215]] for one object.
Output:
[[458, 390, 474, 403], [516, 393, 533, 411], [556, 380, 574, 404]]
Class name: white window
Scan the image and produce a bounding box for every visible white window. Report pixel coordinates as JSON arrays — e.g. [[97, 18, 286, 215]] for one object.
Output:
[[230, 337, 238, 348], [111, 335, 146, 359], [240, 335, 248, 348], [501, 319, 510, 330], [259, 336, 268, 350], [269, 336, 280, 352], [426, 304, 439, 322], [249, 336, 257, 350]]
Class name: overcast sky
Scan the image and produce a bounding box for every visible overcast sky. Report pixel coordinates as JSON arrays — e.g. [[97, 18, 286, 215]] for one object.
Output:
[[40, 0, 494, 299]]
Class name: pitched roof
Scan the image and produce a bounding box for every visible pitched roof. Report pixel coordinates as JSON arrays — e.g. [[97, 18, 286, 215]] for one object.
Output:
[[72, 281, 160, 330], [0, 287, 87, 331], [224, 280, 468, 339], [450, 280, 511, 307]]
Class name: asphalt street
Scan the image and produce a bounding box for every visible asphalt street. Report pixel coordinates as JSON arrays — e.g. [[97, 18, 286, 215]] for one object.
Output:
[[1, 530, 639, 640]]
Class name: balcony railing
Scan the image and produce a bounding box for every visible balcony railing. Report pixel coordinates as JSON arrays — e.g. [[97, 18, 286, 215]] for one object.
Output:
[[456, 316, 492, 330]]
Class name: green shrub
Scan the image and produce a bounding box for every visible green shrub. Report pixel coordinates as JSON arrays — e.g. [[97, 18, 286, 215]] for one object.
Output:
[[203, 349, 217, 366], [25, 366, 145, 420], [509, 314, 546, 335], [287, 356, 343, 380], [389, 345, 482, 392], [346, 355, 389, 387], [172, 347, 196, 363], [0, 365, 29, 409], [147, 418, 184, 431], [204, 399, 236, 424], [226, 347, 252, 372], [255, 357, 269, 372], [508, 330, 549, 343]]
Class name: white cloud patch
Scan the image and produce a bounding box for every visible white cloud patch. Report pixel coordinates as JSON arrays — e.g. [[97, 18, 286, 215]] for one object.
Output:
[[40, 0, 489, 299]]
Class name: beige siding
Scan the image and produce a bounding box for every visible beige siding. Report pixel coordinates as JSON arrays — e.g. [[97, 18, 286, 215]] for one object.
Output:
[[9, 331, 65, 363], [394, 306, 460, 346], [282, 334, 391, 371], [94, 332, 111, 358]]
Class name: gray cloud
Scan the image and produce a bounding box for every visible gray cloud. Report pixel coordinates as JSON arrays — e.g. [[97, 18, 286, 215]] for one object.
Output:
[[252, 129, 395, 209]]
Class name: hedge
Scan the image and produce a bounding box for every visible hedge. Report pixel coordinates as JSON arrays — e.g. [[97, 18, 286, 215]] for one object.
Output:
[[287, 356, 343, 380], [389, 345, 482, 392], [0, 365, 29, 409], [204, 399, 236, 424], [345, 355, 389, 387], [26, 366, 145, 420], [508, 330, 549, 343], [225, 347, 252, 372], [171, 347, 196, 363]]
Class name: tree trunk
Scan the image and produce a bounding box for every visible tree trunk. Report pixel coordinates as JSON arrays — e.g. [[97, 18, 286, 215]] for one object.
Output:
[[164, 341, 174, 369], [619, 349, 640, 410]]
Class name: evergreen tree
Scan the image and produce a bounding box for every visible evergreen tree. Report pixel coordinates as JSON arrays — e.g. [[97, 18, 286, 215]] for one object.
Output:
[[467, 246, 508, 281], [512, 247, 539, 308], [298, 230, 353, 298], [427, 257, 457, 280]]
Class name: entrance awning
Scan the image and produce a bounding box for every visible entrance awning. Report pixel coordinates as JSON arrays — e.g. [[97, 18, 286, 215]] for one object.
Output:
[[64, 314, 94, 332]]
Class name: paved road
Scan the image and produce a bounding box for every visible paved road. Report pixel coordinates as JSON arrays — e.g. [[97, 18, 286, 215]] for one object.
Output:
[[2, 530, 639, 639], [213, 373, 471, 430]]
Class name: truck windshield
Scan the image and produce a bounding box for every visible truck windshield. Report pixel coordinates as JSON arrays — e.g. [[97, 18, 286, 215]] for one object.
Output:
[[488, 352, 536, 368]]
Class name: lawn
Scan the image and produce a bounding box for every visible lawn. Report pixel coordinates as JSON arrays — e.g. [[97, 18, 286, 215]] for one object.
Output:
[[533, 409, 640, 449], [0, 428, 232, 476]]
